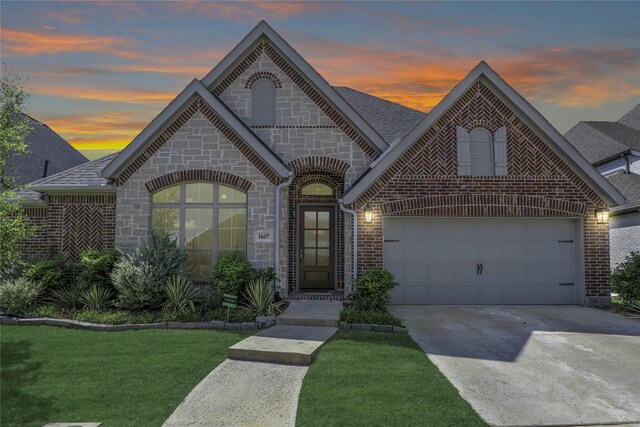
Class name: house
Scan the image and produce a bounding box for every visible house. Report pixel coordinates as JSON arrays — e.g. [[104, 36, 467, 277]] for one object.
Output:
[[19, 21, 625, 306], [9, 113, 88, 186], [565, 104, 640, 267]]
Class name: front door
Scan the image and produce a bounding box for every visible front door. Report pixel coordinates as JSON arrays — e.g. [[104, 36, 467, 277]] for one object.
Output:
[[299, 206, 334, 289]]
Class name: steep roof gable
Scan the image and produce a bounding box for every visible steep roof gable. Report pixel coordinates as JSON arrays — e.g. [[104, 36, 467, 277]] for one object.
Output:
[[101, 79, 290, 184], [343, 61, 625, 206], [200, 21, 388, 156], [618, 103, 640, 130]]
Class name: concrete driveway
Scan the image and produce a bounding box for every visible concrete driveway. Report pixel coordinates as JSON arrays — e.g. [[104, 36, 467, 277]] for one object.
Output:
[[392, 306, 640, 427]]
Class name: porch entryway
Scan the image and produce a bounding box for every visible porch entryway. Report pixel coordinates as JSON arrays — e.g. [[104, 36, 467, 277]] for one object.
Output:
[[299, 206, 335, 290]]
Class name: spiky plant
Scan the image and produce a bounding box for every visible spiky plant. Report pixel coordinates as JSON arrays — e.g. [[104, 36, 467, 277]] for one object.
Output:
[[163, 276, 200, 314], [241, 277, 285, 317], [79, 285, 113, 311]]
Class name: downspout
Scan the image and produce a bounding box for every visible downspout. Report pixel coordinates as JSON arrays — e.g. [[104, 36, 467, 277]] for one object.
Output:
[[338, 199, 358, 293], [275, 171, 294, 297]]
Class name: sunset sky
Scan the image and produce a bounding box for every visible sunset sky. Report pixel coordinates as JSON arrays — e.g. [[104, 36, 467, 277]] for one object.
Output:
[[2, 1, 639, 159]]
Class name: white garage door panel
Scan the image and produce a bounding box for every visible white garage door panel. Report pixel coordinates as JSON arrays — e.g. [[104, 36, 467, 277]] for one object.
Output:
[[383, 218, 580, 305]]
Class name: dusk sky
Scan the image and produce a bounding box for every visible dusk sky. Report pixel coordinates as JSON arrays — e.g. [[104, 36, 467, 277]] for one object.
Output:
[[2, 1, 639, 159]]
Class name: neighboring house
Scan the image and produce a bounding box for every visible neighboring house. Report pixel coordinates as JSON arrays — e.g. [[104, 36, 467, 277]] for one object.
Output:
[[565, 104, 640, 267], [19, 21, 625, 306], [9, 113, 88, 185]]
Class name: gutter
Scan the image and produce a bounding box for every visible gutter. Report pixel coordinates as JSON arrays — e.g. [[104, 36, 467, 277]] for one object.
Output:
[[275, 171, 294, 295], [29, 182, 116, 193], [338, 199, 358, 289]]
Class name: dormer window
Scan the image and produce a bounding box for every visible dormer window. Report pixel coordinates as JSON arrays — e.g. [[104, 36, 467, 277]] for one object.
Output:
[[252, 78, 275, 125]]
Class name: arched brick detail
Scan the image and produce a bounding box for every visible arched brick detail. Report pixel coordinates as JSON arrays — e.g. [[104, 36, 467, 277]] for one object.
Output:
[[244, 71, 283, 89], [379, 194, 589, 217], [287, 156, 350, 176], [144, 170, 253, 193]]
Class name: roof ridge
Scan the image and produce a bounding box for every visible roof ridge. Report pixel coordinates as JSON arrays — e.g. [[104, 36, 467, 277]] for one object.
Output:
[[333, 86, 426, 115]]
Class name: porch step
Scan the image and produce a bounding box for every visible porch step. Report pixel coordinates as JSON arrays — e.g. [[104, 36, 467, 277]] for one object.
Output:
[[276, 301, 342, 327], [228, 325, 338, 365]]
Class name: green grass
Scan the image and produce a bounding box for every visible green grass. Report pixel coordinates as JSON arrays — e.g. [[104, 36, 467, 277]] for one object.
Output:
[[296, 331, 485, 427], [339, 307, 404, 326], [1, 326, 251, 426]]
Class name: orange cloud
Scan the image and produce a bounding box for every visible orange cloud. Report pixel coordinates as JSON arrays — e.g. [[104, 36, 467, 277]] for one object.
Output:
[[32, 83, 175, 105], [2, 28, 138, 57], [168, 1, 327, 21]]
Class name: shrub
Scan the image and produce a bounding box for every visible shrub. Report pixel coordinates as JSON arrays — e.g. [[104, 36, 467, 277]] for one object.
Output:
[[78, 248, 120, 291], [163, 276, 200, 314], [111, 257, 164, 311], [241, 277, 285, 317], [206, 307, 256, 323], [73, 309, 158, 325], [80, 285, 114, 311], [34, 305, 61, 318], [24, 253, 76, 294], [0, 260, 28, 282], [48, 285, 83, 311], [0, 277, 43, 315], [351, 268, 395, 311], [612, 251, 640, 304], [340, 307, 403, 327], [210, 253, 254, 299], [139, 233, 187, 280], [161, 311, 204, 323]]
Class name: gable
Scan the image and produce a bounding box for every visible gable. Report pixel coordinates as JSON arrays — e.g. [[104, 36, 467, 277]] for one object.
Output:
[[343, 62, 625, 207], [102, 80, 289, 185], [201, 21, 387, 157]]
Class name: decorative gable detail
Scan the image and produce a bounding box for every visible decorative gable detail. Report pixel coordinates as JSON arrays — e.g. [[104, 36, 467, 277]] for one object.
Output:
[[245, 71, 283, 89], [212, 40, 380, 159], [145, 170, 253, 193], [456, 126, 470, 175], [116, 97, 283, 186], [494, 126, 508, 176]]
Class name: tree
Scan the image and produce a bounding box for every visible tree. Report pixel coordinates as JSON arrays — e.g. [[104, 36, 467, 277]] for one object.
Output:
[[0, 63, 35, 269]]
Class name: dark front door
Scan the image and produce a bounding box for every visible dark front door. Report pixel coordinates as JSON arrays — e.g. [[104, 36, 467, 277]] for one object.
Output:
[[299, 206, 334, 289]]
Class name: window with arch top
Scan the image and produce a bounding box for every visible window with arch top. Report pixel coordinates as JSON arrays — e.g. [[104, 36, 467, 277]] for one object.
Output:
[[456, 126, 507, 176], [252, 78, 276, 125], [301, 182, 333, 196], [151, 182, 247, 279]]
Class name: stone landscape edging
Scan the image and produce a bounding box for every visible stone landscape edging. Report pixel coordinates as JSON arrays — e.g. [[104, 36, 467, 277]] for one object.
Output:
[[0, 315, 277, 332], [339, 322, 408, 333]]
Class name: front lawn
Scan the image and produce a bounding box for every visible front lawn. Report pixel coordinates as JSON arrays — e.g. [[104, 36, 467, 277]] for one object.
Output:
[[296, 331, 485, 426], [1, 326, 251, 426]]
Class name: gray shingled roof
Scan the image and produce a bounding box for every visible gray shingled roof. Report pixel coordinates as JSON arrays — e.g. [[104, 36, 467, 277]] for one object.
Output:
[[334, 87, 426, 143], [8, 114, 88, 185], [618, 103, 640, 130], [606, 171, 640, 202], [27, 152, 118, 190]]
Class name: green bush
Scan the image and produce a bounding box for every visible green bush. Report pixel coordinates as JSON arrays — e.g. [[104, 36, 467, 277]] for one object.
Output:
[[351, 268, 395, 311], [210, 253, 254, 299], [612, 251, 640, 304], [139, 233, 187, 279], [34, 305, 61, 318], [78, 248, 120, 291], [23, 253, 76, 294], [161, 311, 204, 323], [111, 257, 164, 311], [340, 307, 403, 327], [73, 309, 158, 325], [163, 276, 200, 314], [48, 285, 82, 311], [241, 277, 285, 317], [0, 277, 43, 315], [79, 285, 114, 311]]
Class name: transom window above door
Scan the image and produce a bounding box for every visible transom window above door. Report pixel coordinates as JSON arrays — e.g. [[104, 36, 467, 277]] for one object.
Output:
[[301, 182, 333, 196], [151, 182, 247, 279]]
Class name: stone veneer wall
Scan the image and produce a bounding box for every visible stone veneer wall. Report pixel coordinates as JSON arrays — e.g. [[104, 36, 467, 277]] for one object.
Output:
[[21, 194, 116, 259], [115, 109, 277, 269], [354, 80, 611, 302], [610, 211, 640, 267]]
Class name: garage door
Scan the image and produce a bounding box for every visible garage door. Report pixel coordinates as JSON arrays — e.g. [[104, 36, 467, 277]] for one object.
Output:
[[383, 218, 580, 305]]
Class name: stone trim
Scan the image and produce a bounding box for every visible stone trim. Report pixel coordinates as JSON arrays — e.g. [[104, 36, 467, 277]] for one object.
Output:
[[214, 40, 379, 159], [0, 316, 272, 331], [380, 194, 589, 217], [245, 71, 283, 89], [145, 170, 253, 193], [116, 98, 282, 186], [339, 322, 408, 333], [287, 156, 351, 176]]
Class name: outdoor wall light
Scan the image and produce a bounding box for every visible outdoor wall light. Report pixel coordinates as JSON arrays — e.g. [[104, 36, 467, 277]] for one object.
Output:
[[364, 206, 374, 223], [595, 208, 610, 224]]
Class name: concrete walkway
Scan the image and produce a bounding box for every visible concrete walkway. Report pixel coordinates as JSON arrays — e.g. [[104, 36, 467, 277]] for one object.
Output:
[[164, 301, 341, 427]]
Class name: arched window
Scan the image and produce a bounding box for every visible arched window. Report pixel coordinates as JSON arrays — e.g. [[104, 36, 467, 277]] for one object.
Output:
[[301, 182, 333, 196], [151, 182, 247, 279], [252, 79, 275, 125], [456, 126, 507, 176]]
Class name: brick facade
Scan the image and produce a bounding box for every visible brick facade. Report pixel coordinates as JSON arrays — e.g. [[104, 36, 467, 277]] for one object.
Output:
[[354, 80, 611, 300], [21, 194, 116, 259]]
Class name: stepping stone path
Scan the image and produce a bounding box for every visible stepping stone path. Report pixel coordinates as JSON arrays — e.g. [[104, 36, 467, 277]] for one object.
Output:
[[163, 301, 341, 427]]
